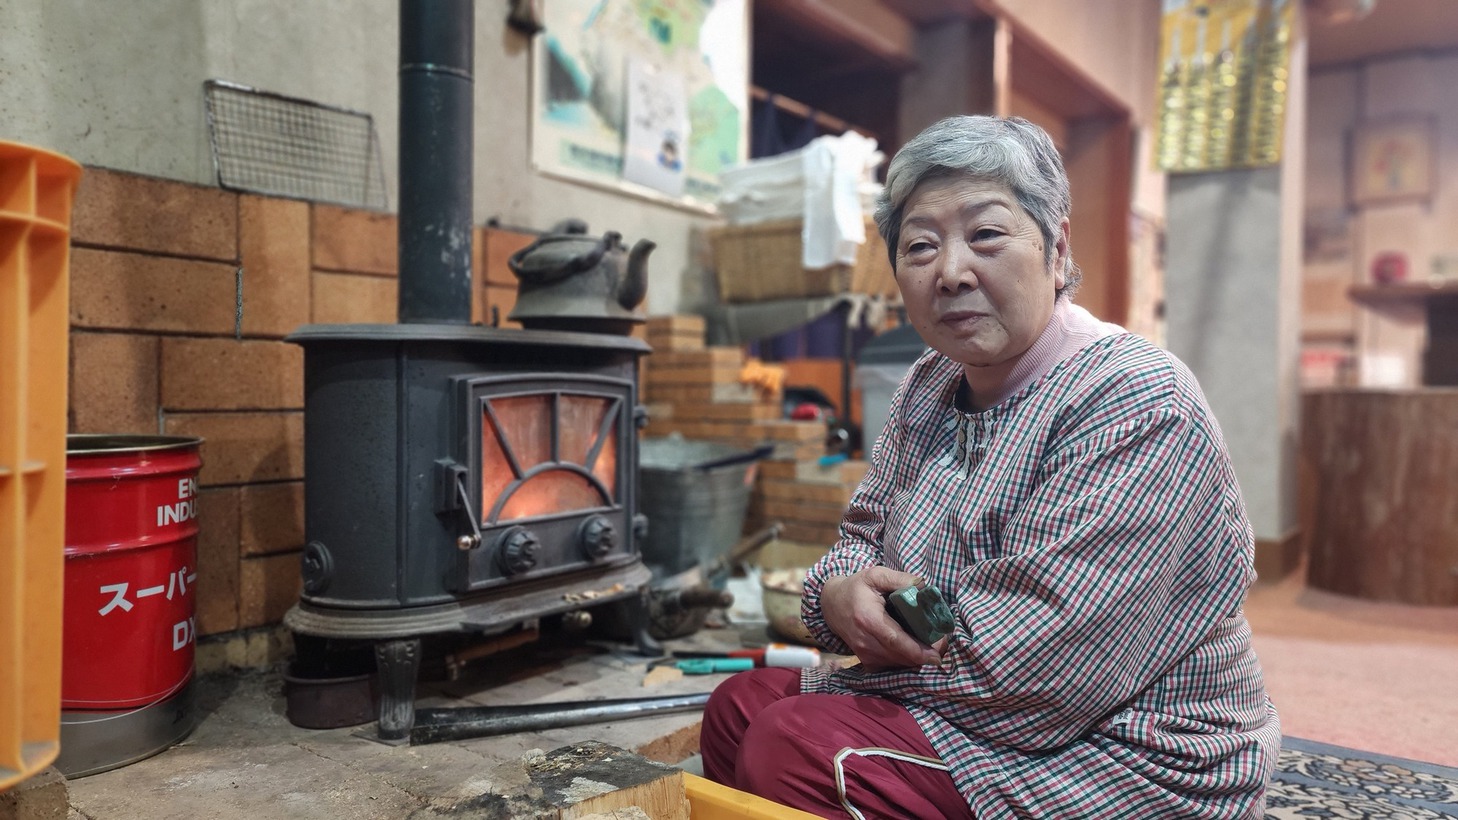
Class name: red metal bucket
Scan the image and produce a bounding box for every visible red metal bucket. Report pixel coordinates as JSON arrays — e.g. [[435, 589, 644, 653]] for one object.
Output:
[[58, 434, 203, 776]]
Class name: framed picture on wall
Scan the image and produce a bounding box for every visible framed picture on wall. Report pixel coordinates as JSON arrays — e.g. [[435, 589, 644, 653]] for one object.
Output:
[[1350, 118, 1437, 206]]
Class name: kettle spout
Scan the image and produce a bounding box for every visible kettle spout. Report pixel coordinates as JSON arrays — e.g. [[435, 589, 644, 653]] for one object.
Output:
[[618, 238, 654, 311]]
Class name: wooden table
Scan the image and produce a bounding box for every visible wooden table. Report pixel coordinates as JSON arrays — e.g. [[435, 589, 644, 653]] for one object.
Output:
[[1303, 388, 1458, 605]]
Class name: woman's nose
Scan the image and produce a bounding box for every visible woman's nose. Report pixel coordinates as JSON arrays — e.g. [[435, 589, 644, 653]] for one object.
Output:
[[935, 243, 978, 293]]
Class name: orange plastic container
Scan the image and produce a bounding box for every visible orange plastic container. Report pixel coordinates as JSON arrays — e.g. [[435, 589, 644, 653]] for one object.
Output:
[[0, 141, 83, 790]]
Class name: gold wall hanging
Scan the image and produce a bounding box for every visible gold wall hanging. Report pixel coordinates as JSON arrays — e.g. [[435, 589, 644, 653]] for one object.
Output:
[[1155, 0, 1294, 172]]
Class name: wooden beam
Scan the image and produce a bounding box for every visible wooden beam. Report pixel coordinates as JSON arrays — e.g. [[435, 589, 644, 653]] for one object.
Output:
[[1008, 29, 1125, 120], [993, 17, 1013, 117], [1066, 115, 1133, 325], [749, 86, 876, 139], [762, 0, 917, 70]]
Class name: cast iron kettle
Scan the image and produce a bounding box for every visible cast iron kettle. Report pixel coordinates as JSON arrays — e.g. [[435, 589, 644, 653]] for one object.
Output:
[[507, 219, 653, 334]]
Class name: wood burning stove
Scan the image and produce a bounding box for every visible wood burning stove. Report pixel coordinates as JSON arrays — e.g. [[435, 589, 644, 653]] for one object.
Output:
[[284, 325, 657, 739], [284, 0, 657, 741]]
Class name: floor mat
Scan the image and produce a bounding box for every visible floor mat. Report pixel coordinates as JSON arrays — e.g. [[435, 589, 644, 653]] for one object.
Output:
[[1268, 736, 1458, 819]]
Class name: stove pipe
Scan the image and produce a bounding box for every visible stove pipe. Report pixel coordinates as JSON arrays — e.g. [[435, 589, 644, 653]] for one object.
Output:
[[398, 0, 474, 324]]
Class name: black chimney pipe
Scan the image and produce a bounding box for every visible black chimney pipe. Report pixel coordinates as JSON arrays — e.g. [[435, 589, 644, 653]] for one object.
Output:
[[398, 0, 474, 324]]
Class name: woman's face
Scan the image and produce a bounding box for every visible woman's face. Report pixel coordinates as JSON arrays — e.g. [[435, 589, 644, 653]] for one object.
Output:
[[894, 172, 1068, 372]]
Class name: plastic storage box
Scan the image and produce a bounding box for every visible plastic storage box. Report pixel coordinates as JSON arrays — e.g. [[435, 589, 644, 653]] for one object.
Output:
[[855, 323, 926, 452]]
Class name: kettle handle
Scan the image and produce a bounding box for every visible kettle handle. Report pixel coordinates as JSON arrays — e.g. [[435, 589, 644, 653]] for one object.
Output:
[[507, 231, 619, 284]]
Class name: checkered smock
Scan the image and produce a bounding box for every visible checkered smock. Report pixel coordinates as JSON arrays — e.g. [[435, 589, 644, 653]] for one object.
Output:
[[801, 332, 1281, 818]]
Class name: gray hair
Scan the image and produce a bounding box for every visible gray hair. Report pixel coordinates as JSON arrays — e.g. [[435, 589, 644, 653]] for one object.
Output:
[[873, 115, 1082, 298]]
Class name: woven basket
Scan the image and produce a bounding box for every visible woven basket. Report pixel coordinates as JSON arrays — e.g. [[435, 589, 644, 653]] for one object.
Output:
[[709, 217, 897, 303]]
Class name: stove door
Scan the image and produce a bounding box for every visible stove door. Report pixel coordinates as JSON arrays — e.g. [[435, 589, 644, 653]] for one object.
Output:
[[449, 374, 637, 593]]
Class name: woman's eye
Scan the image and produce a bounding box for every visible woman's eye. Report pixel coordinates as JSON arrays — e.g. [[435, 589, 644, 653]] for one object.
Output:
[[905, 240, 934, 255], [971, 228, 1003, 242]]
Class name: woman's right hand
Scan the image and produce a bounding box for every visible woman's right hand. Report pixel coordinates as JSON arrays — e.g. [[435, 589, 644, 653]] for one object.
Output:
[[821, 568, 946, 671]]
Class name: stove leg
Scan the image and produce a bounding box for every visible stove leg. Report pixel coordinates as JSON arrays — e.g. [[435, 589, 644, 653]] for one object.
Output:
[[374, 638, 421, 742], [631, 586, 663, 657]]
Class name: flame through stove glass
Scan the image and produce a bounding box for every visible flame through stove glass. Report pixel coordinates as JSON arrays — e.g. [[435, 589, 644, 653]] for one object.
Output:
[[480, 392, 619, 523]]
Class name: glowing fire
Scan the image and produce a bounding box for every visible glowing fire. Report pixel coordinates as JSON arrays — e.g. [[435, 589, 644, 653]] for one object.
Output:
[[480, 392, 619, 522]]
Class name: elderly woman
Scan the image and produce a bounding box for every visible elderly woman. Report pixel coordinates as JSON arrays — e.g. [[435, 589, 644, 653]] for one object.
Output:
[[700, 116, 1280, 818]]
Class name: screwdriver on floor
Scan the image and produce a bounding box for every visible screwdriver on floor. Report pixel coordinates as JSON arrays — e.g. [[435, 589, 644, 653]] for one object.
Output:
[[671, 643, 822, 673]]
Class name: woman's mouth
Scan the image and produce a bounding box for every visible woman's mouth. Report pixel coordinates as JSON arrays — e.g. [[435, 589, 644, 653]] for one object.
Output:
[[940, 310, 989, 331]]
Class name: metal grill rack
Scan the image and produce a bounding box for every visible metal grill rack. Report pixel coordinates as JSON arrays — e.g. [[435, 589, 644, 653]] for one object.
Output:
[[203, 80, 388, 210]]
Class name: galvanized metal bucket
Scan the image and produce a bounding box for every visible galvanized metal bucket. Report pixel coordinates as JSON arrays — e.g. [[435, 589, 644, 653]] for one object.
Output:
[[637, 437, 767, 582]]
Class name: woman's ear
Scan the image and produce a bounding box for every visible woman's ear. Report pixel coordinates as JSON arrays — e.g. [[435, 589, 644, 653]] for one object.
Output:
[[1052, 219, 1071, 289]]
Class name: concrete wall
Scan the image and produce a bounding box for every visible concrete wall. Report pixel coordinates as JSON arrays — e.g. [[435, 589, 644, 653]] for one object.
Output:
[[1166, 170, 1292, 542], [0, 0, 729, 314]]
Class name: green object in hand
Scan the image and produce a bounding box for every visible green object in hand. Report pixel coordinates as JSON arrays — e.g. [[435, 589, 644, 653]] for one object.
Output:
[[885, 583, 955, 644]]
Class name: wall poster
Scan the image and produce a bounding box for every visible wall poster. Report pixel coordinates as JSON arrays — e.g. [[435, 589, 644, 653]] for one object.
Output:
[[532, 0, 747, 212]]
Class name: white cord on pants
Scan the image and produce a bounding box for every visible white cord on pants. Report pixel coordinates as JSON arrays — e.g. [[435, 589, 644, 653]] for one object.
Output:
[[832, 745, 951, 820]]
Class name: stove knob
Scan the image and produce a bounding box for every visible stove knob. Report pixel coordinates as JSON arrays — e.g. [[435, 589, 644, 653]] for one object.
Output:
[[301, 541, 333, 595], [579, 515, 617, 559], [496, 526, 540, 576]]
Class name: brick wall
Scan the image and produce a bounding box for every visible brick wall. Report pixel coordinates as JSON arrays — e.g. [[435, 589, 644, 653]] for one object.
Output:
[[64, 168, 877, 650], [66, 168, 528, 644]]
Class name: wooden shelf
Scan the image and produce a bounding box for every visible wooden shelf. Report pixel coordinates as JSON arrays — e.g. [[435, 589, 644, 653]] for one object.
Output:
[[1348, 281, 1458, 386], [1301, 328, 1357, 344], [1349, 281, 1458, 306]]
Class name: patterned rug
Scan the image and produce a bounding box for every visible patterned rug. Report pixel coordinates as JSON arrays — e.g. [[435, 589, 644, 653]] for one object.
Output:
[[1267, 737, 1458, 818]]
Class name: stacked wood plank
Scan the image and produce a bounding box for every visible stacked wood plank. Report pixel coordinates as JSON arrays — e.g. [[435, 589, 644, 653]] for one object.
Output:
[[642, 313, 705, 352], [640, 315, 821, 462], [747, 457, 870, 547], [639, 314, 874, 550]]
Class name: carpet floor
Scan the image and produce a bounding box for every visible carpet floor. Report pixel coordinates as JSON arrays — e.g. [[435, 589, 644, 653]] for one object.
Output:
[[1268, 736, 1458, 819], [1249, 564, 1458, 818], [1245, 567, 1458, 769]]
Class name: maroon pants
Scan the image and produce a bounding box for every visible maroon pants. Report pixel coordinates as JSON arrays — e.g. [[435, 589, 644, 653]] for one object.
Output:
[[700, 667, 974, 819]]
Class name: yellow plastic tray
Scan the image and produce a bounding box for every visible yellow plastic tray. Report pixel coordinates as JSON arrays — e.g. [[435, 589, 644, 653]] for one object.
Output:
[[684, 773, 822, 819]]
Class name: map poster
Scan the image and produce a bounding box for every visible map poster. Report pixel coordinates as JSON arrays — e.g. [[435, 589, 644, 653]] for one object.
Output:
[[532, 0, 747, 211]]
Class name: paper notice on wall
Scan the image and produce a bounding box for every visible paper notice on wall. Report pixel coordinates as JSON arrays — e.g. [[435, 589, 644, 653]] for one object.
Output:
[[621, 56, 690, 198]]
